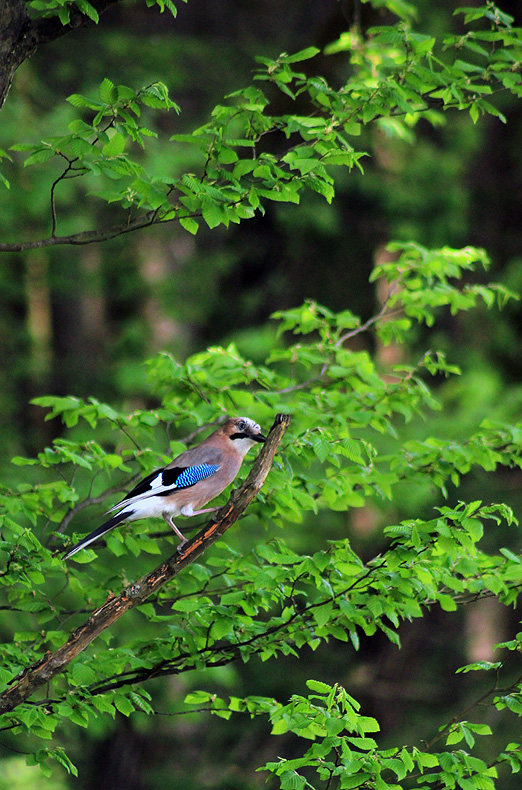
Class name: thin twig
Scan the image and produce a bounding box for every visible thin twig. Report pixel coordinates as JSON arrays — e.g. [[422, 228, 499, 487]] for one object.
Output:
[[335, 280, 400, 347], [49, 155, 83, 237], [55, 478, 139, 536], [279, 282, 401, 394]]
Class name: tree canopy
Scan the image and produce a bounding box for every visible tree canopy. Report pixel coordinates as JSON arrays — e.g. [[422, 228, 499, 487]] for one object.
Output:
[[1, 2, 522, 788]]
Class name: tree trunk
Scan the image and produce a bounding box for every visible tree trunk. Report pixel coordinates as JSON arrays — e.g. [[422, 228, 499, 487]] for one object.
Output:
[[0, 0, 122, 109], [0, 0, 30, 109]]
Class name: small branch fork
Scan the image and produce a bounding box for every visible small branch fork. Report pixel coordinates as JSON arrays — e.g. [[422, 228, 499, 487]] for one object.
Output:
[[0, 413, 291, 717], [0, 210, 159, 251]]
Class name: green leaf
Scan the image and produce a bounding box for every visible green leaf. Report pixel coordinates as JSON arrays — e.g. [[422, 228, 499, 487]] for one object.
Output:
[[171, 597, 209, 612], [283, 47, 321, 63], [202, 201, 225, 229], [102, 132, 126, 157], [306, 679, 332, 694], [23, 147, 55, 167], [179, 216, 199, 235], [67, 93, 104, 110], [75, 0, 99, 22], [99, 77, 118, 105], [114, 695, 135, 716], [57, 6, 71, 24]]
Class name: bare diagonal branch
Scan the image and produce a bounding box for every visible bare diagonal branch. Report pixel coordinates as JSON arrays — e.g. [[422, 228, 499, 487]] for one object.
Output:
[[0, 413, 291, 716]]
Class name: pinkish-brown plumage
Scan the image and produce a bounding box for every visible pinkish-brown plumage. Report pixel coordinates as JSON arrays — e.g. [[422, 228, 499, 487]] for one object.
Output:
[[63, 417, 266, 559]]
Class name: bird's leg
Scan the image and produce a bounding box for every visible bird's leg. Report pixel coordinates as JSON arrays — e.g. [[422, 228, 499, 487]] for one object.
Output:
[[185, 505, 220, 516], [163, 514, 187, 544]]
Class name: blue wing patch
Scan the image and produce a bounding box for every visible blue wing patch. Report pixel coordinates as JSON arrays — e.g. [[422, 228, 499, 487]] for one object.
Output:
[[169, 463, 219, 489], [118, 462, 220, 506]]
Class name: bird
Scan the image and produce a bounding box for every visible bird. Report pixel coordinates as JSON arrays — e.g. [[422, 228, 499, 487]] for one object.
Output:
[[63, 417, 266, 559]]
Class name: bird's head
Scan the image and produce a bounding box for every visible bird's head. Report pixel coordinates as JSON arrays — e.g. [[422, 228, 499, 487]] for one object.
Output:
[[222, 417, 267, 454]]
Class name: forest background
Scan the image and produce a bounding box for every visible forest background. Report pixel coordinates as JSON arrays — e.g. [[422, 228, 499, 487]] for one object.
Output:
[[1, 0, 522, 789]]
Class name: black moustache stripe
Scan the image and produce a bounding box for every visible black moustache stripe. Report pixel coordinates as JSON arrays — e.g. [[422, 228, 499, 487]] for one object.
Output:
[[230, 431, 266, 442]]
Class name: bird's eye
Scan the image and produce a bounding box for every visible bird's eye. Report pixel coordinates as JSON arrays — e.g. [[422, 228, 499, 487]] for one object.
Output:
[[237, 420, 246, 432]]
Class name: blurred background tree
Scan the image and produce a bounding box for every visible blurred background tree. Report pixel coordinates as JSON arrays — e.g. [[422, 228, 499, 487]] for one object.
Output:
[[0, 1, 522, 788]]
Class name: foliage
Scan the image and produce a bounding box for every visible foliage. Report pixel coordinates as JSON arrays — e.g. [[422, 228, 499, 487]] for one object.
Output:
[[27, 0, 183, 27], [1, 0, 522, 787], [1, 238, 522, 787], [189, 672, 522, 790], [2, 1, 522, 248]]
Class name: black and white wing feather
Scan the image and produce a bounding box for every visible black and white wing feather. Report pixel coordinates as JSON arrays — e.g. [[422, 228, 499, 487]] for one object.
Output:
[[107, 461, 221, 513]]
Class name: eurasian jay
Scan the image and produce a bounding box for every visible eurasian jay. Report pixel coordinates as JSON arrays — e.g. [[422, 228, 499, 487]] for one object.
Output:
[[63, 417, 266, 559]]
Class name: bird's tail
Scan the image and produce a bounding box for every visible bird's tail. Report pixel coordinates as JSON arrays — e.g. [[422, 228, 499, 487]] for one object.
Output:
[[62, 509, 134, 560]]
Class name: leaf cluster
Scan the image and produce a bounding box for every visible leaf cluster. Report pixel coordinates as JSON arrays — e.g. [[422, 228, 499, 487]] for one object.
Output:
[[2, 2, 522, 248], [0, 242, 522, 783], [27, 0, 183, 26]]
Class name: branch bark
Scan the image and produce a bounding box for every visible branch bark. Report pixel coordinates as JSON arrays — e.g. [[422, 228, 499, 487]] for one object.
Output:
[[0, 0, 122, 110], [0, 413, 291, 716], [0, 209, 160, 252]]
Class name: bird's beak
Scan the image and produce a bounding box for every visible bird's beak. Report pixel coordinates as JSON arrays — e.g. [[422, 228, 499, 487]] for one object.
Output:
[[254, 432, 267, 443]]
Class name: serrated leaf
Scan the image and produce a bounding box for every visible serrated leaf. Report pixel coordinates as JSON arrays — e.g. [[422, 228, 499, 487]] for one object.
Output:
[[99, 77, 117, 105], [179, 216, 199, 235], [202, 202, 224, 229], [24, 148, 56, 167], [102, 132, 126, 157], [114, 695, 135, 716], [306, 679, 332, 693], [67, 93, 104, 110], [75, 0, 99, 22]]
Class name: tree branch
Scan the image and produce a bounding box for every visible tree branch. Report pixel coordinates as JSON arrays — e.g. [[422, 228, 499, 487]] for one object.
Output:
[[0, 209, 160, 251], [59, 555, 393, 698], [334, 279, 399, 347], [0, 413, 291, 716]]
